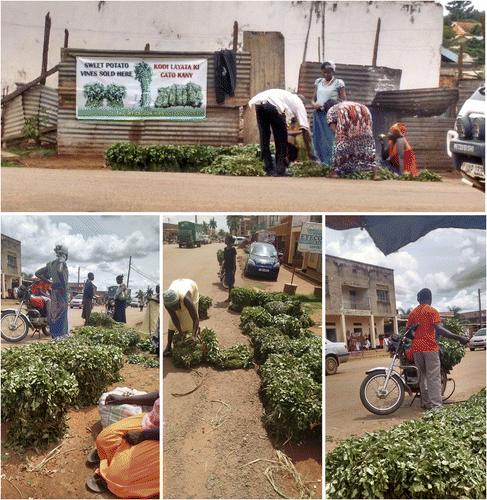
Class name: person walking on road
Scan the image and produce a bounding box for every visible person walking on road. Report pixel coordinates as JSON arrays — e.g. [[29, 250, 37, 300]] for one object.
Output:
[[248, 88, 316, 176], [406, 288, 454, 410], [35, 244, 69, 340], [223, 235, 237, 301], [82, 272, 96, 325], [163, 279, 200, 357], [113, 274, 128, 324], [311, 61, 346, 166]]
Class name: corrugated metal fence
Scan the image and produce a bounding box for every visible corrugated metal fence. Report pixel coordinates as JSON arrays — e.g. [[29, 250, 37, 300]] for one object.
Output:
[[57, 48, 251, 155], [2, 85, 58, 144]]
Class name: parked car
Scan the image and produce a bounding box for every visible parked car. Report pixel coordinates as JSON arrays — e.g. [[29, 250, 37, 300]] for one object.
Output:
[[69, 293, 84, 309], [325, 338, 350, 375], [233, 236, 247, 247], [469, 327, 486, 351], [130, 300, 140, 308], [447, 86, 485, 191], [244, 242, 280, 280], [202, 235, 211, 244]]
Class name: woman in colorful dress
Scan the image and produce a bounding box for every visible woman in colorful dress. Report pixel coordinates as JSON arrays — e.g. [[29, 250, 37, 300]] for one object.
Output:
[[326, 101, 376, 176], [35, 244, 69, 340], [380, 122, 418, 176], [312, 61, 346, 166], [86, 391, 160, 498]]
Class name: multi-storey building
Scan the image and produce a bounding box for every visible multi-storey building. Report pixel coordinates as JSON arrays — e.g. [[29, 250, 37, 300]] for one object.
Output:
[[1, 234, 21, 299], [325, 255, 398, 348]]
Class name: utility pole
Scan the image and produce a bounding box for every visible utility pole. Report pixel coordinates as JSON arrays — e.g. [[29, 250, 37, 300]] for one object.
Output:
[[478, 288, 482, 328], [127, 256, 132, 288], [372, 18, 381, 67], [77, 266, 80, 290], [40, 12, 51, 85]]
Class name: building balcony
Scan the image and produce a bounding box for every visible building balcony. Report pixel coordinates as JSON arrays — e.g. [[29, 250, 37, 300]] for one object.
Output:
[[342, 298, 371, 312], [376, 302, 393, 315]]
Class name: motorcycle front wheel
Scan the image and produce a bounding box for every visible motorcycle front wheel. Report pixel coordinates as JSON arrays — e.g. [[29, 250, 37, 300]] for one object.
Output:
[[42, 325, 50, 336], [360, 372, 405, 415], [1, 312, 29, 342]]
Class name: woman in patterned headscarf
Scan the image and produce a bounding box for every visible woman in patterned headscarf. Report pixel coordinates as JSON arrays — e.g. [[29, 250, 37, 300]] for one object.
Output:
[[326, 101, 376, 176], [35, 244, 69, 340], [380, 122, 418, 176]]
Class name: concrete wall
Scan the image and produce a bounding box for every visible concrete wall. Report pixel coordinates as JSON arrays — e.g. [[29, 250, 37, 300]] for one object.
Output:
[[326, 255, 397, 316], [1, 1, 444, 92]]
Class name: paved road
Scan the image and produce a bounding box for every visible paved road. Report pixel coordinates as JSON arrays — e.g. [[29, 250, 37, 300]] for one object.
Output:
[[163, 242, 322, 499], [325, 349, 486, 452], [0, 303, 146, 347], [2, 168, 484, 212]]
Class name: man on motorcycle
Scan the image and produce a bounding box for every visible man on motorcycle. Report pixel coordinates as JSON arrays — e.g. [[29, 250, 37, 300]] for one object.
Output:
[[406, 288, 455, 411]]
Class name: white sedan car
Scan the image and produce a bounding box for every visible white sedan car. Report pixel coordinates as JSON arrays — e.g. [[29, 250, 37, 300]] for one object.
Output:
[[325, 338, 350, 375], [70, 293, 84, 309]]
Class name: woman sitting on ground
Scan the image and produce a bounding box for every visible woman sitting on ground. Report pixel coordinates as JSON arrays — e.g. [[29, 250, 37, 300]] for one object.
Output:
[[86, 391, 160, 498], [379, 122, 418, 176]]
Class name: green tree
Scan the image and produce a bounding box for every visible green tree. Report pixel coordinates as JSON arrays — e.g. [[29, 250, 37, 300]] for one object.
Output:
[[445, 0, 479, 21], [202, 221, 209, 234], [136, 289, 145, 300], [134, 62, 153, 108], [443, 22, 457, 47], [448, 305, 464, 320], [209, 217, 217, 234], [217, 229, 225, 238], [226, 216, 242, 235], [145, 286, 154, 299]]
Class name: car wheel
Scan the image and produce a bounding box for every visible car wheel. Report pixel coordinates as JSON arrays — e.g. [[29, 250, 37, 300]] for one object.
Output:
[[326, 355, 338, 375], [470, 348, 475, 351]]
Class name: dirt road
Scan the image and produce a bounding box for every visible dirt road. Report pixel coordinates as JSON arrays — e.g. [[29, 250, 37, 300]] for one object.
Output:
[[1, 361, 159, 499], [2, 168, 484, 212], [325, 349, 486, 453], [163, 243, 322, 499], [0, 304, 146, 348]]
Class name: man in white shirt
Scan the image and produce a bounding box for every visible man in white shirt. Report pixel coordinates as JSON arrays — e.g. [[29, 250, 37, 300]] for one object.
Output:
[[248, 89, 316, 176]]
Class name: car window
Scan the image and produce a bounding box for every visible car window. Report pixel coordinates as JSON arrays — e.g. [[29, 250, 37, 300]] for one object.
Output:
[[252, 244, 277, 257], [75, 294, 84, 299], [475, 329, 486, 336]]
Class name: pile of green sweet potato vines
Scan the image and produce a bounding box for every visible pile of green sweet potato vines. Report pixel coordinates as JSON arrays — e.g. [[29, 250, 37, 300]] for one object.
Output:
[[326, 388, 486, 499], [233, 287, 322, 442], [105, 143, 442, 180], [1, 315, 157, 450]]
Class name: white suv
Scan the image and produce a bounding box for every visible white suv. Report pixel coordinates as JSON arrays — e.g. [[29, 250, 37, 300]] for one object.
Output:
[[447, 86, 485, 190]]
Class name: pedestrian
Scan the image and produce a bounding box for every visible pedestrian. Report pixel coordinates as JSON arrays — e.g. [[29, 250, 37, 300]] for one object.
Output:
[[35, 244, 69, 340], [223, 234, 237, 301], [162, 279, 199, 357], [82, 272, 95, 326], [326, 101, 376, 177], [365, 338, 371, 350], [248, 88, 316, 176], [139, 296, 144, 312], [406, 288, 453, 410], [311, 61, 346, 166], [379, 122, 418, 176], [113, 274, 128, 324]]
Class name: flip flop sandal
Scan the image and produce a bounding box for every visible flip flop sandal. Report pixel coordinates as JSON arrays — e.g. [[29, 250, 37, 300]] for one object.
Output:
[[86, 474, 108, 493], [86, 448, 100, 467]]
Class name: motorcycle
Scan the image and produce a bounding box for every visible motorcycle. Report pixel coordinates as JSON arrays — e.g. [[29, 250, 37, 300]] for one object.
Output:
[[359, 325, 467, 415], [1, 280, 51, 342]]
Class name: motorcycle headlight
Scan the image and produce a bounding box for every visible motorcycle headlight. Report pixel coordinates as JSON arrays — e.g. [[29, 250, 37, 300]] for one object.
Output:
[[455, 116, 472, 139], [248, 258, 256, 266], [471, 116, 485, 140]]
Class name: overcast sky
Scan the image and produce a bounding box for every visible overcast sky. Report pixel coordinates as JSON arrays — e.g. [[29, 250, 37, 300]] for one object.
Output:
[[326, 224, 486, 313], [163, 215, 229, 231], [1, 215, 160, 293]]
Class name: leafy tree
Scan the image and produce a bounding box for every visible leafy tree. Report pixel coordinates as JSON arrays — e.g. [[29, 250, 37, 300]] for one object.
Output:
[[136, 289, 145, 300], [218, 229, 226, 238], [443, 22, 457, 47], [134, 62, 153, 108], [209, 217, 217, 234], [202, 221, 209, 234], [446, 0, 477, 21], [145, 286, 154, 299], [448, 305, 464, 321], [226, 215, 242, 235]]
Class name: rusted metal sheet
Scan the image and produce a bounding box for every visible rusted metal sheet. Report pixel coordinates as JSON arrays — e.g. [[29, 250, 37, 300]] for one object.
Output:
[[2, 85, 58, 143], [298, 62, 401, 105], [57, 48, 251, 155], [2, 95, 25, 141], [371, 88, 459, 117]]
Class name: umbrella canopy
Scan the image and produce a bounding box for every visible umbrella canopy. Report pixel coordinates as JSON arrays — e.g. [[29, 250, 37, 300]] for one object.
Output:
[[326, 216, 486, 255]]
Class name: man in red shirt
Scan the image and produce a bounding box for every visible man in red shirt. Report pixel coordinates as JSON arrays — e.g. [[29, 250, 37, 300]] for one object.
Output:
[[406, 288, 443, 410]]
